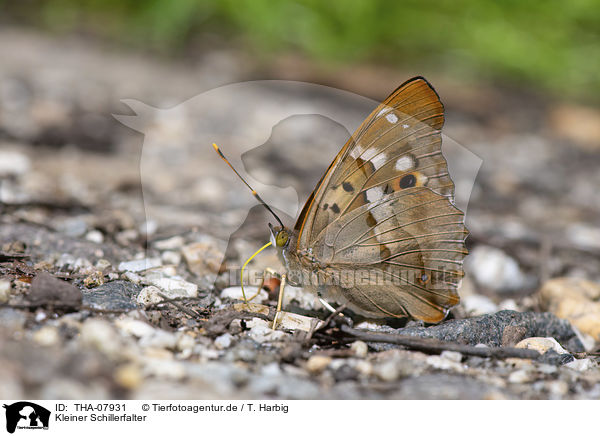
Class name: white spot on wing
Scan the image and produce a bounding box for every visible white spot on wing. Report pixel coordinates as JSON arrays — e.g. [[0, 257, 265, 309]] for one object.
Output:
[[386, 113, 398, 124], [395, 156, 414, 171], [366, 187, 384, 203], [377, 108, 390, 117], [361, 148, 386, 169], [350, 145, 363, 158], [402, 124, 410, 129]]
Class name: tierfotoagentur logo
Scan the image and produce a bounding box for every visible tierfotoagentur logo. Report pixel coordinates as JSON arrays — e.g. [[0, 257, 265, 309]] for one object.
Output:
[[2, 402, 50, 433]]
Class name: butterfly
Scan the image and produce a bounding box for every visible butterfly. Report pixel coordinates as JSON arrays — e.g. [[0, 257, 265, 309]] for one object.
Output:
[[265, 77, 468, 323]]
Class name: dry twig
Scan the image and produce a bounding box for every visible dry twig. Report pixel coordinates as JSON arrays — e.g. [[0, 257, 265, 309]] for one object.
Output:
[[340, 325, 541, 359]]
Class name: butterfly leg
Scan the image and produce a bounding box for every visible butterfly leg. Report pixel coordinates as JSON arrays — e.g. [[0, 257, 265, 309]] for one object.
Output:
[[317, 285, 344, 316], [272, 273, 286, 330]]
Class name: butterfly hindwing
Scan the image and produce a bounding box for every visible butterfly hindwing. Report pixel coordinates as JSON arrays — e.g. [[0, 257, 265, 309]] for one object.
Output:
[[314, 187, 466, 321]]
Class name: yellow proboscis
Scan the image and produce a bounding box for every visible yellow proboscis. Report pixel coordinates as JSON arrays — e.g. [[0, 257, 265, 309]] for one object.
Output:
[[240, 241, 272, 303]]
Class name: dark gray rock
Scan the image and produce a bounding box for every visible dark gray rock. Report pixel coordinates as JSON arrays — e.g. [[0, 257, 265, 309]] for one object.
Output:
[[371, 311, 584, 353], [81, 280, 141, 311]]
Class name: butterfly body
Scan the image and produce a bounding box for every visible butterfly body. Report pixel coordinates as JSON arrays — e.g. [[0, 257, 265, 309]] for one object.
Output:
[[270, 77, 468, 323]]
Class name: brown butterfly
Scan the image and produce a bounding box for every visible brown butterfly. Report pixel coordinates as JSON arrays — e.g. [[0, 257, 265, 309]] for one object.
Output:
[[265, 77, 468, 323]]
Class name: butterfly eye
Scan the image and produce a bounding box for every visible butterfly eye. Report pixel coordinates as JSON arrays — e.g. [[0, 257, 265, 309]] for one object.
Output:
[[276, 231, 289, 247]]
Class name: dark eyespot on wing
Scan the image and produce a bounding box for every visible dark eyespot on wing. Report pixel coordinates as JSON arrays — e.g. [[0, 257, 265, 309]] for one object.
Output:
[[331, 203, 340, 214], [322, 203, 328, 210], [399, 174, 416, 189], [342, 182, 354, 192]]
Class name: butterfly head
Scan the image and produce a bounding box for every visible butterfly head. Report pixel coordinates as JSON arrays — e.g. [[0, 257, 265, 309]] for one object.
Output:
[[268, 223, 290, 248]]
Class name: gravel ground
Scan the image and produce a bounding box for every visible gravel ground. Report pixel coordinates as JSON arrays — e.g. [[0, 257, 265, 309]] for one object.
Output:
[[1, 28, 600, 400]]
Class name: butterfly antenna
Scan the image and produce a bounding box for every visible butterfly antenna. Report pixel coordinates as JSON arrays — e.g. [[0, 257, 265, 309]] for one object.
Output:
[[212, 143, 285, 228]]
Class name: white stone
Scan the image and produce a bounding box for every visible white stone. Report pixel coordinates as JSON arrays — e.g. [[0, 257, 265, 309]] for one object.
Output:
[[515, 337, 569, 355], [462, 294, 498, 316], [305, 355, 332, 373], [426, 355, 463, 371], [32, 326, 60, 346], [153, 235, 185, 251], [466, 245, 531, 293], [161, 250, 181, 265], [247, 318, 287, 343], [123, 271, 142, 284], [85, 230, 104, 244], [498, 298, 519, 311], [139, 329, 179, 349], [137, 286, 165, 306], [118, 258, 162, 272], [0, 280, 10, 303], [373, 360, 400, 382], [508, 369, 531, 383], [220, 286, 268, 304], [0, 150, 30, 177], [144, 276, 197, 298], [94, 259, 111, 271], [350, 340, 368, 358], [440, 351, 463, 363], [115, 318, 157, 338], [214, 333, 233, 350], [565, 358, 594, 372]]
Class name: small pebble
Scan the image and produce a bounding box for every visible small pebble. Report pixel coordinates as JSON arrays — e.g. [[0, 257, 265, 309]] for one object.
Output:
[[0, 150, 30, 176], [466, 245, 532, 292], [85, 230, 104, 244], [94, 259, 111, 271], [515, 337, 569, 355], [0, 280, 10, 303], [564, 358, 594, 372], [440, 351, 463, 363], [214, 333, 233, 350], [220, 286, 268, 304], [118, 258, 162, 272], [373, 360, 401, 382], [305, 355, 332, 374], [114, 364, 143, 390], [32, 325, 60, 346], [508, 369, 532, 384], [538, 277, 600, 341], [426, 355, 463, 372], [462, 294, 498, 316], [137, 286, 164, 306], [122, 271, 143, 284], [144, 275, 197, 298], [115, 318, 156, 338], [350, 340, 368, 358], [161, 250, 181, 265], [153, 235, 185, 251], [83, 270, 105, 288], [181, 240, 224, 275]]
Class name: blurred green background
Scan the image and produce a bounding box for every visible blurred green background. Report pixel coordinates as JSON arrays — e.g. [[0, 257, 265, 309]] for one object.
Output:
[[1, 0, 599, 101]]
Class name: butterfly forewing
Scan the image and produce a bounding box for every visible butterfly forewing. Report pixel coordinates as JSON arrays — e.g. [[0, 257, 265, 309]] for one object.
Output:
[[296, 77, 453, 249]]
